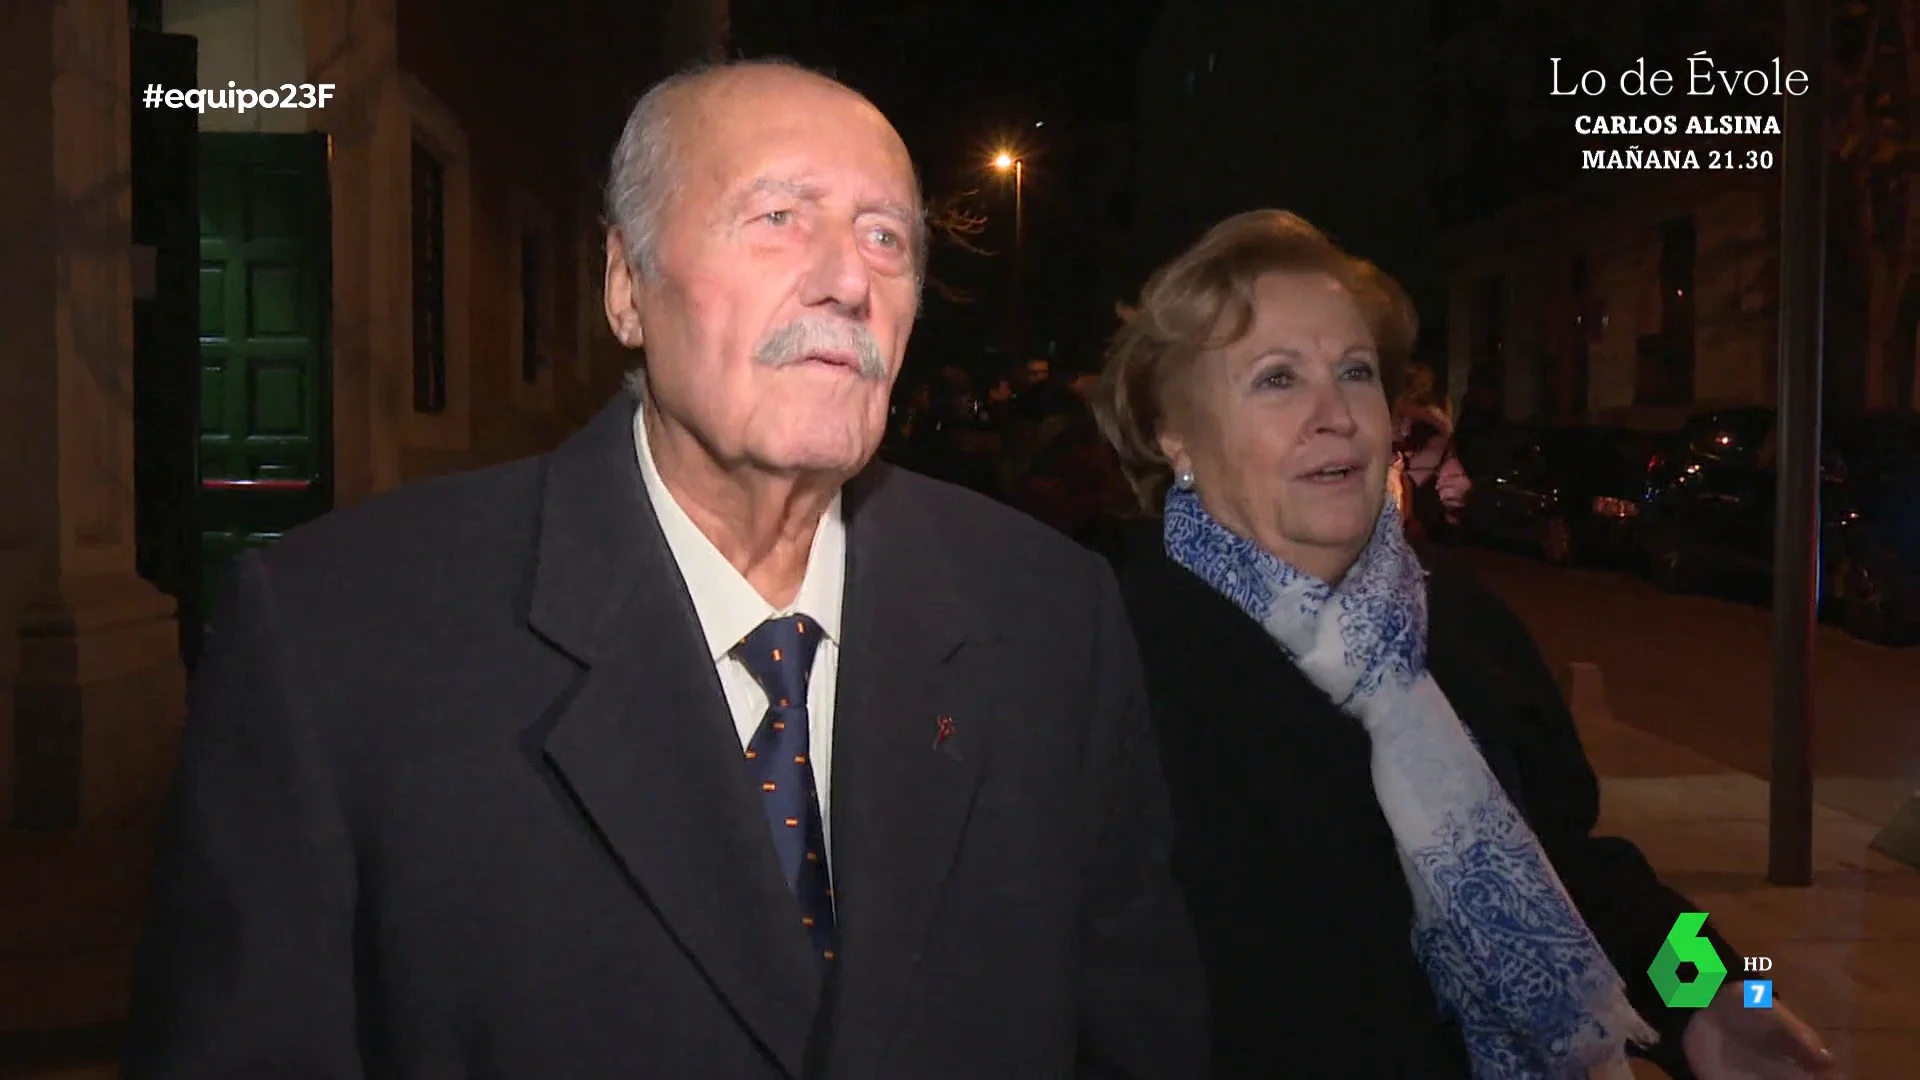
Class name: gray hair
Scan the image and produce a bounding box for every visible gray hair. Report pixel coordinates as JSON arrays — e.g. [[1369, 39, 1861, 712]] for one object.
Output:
[[603, 57, 929, 291]]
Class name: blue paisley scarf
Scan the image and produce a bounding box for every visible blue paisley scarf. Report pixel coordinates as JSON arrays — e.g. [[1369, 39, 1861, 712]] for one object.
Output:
[[1163, 486, 1657, 1079]]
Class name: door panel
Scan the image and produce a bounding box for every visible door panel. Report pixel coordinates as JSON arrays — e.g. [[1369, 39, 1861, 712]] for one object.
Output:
[[197, 133, 332, 619]]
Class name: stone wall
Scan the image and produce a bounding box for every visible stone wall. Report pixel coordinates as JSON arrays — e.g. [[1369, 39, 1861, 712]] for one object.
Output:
[[0, 0, 730, 827], [332, 0, 722, 490], [1692, 186, 1779, 406], [1442, 174, 1778, 430], [164, 0, 309, 134], [0, 0, 731, 1038], [1, 0, 189, 830], [389, 0, 723, 482]]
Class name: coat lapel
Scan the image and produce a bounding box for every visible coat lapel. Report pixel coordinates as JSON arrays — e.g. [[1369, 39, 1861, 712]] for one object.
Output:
[[814, 465, 987, 1077], [529, 393, 822, 1077]]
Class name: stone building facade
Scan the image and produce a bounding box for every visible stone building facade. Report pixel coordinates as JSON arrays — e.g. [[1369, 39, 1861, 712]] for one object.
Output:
[[1440, 172, 1781, 429], [3, 0, 728, 1041], [1, 0, 725, 838]]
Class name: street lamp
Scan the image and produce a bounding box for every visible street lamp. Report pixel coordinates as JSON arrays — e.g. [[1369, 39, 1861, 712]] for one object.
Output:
[[991, 151, 1023, 259], [992, 150, 1024, 355]]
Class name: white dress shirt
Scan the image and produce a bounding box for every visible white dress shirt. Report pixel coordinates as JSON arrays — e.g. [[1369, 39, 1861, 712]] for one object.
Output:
[[633, 407, 846, 860]]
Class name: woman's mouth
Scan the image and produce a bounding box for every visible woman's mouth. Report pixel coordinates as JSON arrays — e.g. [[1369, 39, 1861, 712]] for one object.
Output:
[[1300, 463, 1363, 485]]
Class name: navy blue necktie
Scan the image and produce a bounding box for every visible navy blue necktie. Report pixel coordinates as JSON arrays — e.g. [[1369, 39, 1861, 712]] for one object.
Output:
[[733, 614, 836, 961]]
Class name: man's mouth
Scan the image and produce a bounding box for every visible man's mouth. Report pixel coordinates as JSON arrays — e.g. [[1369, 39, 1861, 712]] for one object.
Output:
[[801, 351, 858, 371]]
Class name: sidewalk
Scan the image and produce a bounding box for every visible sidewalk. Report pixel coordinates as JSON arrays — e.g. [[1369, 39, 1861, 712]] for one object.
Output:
[[1565, 663, 1920, 1079], [0, 801, 153, 1077], [1462, 547, 1920, 829]]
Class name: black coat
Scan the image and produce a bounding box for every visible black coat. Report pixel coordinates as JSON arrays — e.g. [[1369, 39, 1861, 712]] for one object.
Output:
[[122, 393, 1209, 1080], [1112, 526, 1737, 1079]]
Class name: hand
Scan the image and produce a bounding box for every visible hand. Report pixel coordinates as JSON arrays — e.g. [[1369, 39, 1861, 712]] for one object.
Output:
[[1682, 993, 1842, 1078]]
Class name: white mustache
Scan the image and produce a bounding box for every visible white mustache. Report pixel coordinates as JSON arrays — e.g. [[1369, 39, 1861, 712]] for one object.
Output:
[[753, 317, 887, 381]]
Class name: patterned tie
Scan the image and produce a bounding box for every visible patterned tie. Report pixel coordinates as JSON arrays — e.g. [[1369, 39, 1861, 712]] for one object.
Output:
[[732, 614, 836, 961]]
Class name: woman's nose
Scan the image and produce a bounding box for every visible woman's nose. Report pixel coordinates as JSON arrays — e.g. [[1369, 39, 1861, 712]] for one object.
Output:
[[1308, 381, 1359, 434]]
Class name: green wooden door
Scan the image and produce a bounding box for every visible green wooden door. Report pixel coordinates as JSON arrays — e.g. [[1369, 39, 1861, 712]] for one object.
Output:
[[197, 133, 332, 617]]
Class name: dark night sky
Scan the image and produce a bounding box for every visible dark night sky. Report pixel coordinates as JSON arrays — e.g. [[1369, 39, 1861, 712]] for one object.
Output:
[[730, 0, 1161, 182], [728, 0, 1168, 369], [726, 0, 1444, 372]]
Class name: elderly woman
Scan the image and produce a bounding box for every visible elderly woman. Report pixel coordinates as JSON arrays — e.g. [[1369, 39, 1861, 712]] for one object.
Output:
[[1093, 210, 1836, 1079]]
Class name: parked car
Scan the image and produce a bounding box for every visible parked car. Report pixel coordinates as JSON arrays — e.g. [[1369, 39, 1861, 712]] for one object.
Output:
[[1636, 406, 1844, 584], [1823, 411, 1920, 643], [1457, 423, 1661, 565], [1635, 405, 1920, 644]]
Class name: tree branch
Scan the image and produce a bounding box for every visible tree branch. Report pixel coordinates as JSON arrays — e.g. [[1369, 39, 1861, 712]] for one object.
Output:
[[928, 189, 989, 236], [919, 188, 996, 306], [926, 276, 977, 305], [940, 233, 999, 257]]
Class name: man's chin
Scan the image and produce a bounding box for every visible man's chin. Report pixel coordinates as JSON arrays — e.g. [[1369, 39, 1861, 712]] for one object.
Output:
[[752, 435, 879, 479]]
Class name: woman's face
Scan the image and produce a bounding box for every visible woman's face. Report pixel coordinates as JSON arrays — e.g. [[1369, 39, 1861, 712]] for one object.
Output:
[[1158, 271, 1392, 583]]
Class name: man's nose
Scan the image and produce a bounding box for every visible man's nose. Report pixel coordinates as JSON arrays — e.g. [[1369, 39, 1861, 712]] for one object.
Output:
[[800, 226, 873, 316]]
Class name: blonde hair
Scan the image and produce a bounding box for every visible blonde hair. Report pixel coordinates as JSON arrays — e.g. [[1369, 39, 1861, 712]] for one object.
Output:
[[1091, 209, 1418, 510]]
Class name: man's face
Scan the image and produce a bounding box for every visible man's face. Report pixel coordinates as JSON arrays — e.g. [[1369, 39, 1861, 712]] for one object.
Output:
[[607, 69, 922, 477]]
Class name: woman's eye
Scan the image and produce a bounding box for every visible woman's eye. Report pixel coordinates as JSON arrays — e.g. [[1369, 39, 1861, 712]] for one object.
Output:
[[1257, 367, 1295, 389], [1341, 362, 1378, 381]]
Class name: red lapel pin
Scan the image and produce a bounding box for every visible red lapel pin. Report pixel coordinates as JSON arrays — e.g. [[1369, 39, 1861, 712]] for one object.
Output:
[[933, 715, 956, 749]]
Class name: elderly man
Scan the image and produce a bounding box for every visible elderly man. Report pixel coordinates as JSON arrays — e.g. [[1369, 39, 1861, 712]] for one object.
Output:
[[123, 60, 1207, 1079]]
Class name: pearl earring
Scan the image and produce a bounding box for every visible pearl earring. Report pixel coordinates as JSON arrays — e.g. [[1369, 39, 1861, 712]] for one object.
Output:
[[1174, 467, 1196, 490]]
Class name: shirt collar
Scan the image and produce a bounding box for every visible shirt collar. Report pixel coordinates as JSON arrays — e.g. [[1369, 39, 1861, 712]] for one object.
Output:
[[633, 404, 846, 661]]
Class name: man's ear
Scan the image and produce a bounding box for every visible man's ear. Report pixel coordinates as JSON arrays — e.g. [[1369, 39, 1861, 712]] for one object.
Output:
[[604, 229, 644, 349]]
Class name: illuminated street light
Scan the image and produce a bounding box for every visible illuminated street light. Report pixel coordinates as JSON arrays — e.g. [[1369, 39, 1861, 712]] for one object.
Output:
[[989, 149, 1026, 354], [986, 150, 1023, 252]]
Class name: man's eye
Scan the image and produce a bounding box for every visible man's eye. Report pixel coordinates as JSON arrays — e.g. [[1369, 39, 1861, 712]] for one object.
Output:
[[763, 209, 793, 226]]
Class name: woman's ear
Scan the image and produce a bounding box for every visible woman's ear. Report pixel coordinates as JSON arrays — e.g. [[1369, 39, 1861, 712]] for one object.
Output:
[[1156, 430, 1187, 474]]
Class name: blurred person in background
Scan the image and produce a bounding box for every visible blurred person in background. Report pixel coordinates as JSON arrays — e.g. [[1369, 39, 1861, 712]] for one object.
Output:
[[1010, 387, 1136, 557], [912, 365, 1004, 498], [1390, 362, 1470, 542]]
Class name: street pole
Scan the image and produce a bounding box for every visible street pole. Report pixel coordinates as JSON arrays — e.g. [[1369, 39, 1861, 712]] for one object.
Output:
[[1768, 0, 1828, 887], [1013, 160, 1025, 359], [1014, 161, 1024, 265]]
